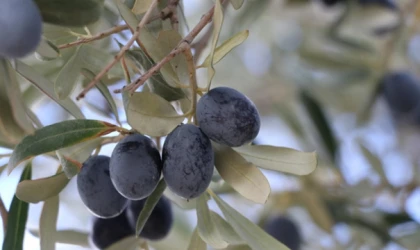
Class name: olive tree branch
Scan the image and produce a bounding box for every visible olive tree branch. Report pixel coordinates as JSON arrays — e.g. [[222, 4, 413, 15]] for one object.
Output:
[[76, 0, 159, 100], [119, 0, 226, 94], [0, 196, 7, 232], [58, 25, 130, 49]]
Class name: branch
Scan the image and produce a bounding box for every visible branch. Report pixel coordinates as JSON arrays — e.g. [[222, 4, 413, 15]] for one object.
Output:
[[119, 0, 226, 94], [76, 0, 160, 100], [183, 46, 198, 123], [58, 25, 129, 49]]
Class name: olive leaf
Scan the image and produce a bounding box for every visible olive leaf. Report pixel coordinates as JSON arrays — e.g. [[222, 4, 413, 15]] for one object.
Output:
[[299, 190, 334, 233], [40, 196, 59, 250], [13, 60, 84, 119], [132, 0, 154, 14], [105, 236, 142, 250], [300, 90, 338, 162], [127, 92, 185, 137], [196, 194, 229, 249], [230, 0, 245, 9], [29, 229, 89, 247], [81, 68, 121, 124], [187, 228, 207, 250], [115, 0, 180, 87], [135, 179, 167, 236], [2, 163, 32, 250], [0, 59, 35, 134], [213, 143, 271, 204], [164, 188, 197, 210], [8, 119, 117, 173], [210, 211, 244, 245], [34, 0, 104, 27], [16, 172, 69, 203], [211, 192, 290, 250], [199, 30, 249, 68], [233, 145, 317, 175], [205, 0, 224, 89], [35, 38, 60, 61]]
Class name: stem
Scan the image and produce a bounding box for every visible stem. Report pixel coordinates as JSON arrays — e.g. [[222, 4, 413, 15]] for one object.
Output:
[[58, 25, 129, 49], [120, 0, 227, 94], [0, 196, 7, 232], [76, 0, 160, 100], [183, 47, 198, 124]]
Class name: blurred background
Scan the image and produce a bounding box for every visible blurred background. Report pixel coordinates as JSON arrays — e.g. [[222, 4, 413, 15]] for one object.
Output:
[[2, 0, 420, 249]]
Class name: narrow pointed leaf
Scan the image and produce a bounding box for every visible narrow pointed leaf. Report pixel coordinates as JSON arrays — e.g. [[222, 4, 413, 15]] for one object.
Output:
[[40, 196, 59, 250], [16, 172, 69, 203], [13, 61, 84, 119], [206, 0, 224, 89], [55, 46, 83, 99], [105, 236, 142, 250], [233, 145, 317, 175], [230, 0, 244, 9], [127, 92, 184, 137], [199, 30, 249, 68], [196, 195, 229, 249], [34, 0, 104, 27], [136, 180, 167, 235], [2, 163, 32, 250], [210, 211, 244, 245], [29, 229, 89, 247], [8, 120, 116, 173], [188, 228, 207, 250], [300, 90, 337, 161], [35, 38, 60, 61], [81, 68, 120, 124], [213, 143, 270, 204], [0, 59, 35, 134], [211, 192, 290, 250]]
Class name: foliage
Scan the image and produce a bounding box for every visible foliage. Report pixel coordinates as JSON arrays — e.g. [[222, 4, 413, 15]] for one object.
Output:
[[1, 0, 419, 249]]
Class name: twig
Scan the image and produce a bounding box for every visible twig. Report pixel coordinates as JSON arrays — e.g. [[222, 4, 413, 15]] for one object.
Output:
[[120, 0, 226, 94], [76, 0, 159, 100], [58, 25, 129, 49], [167, 0, 180, 31], [0, 196, 7, 232], [183, 47, 198, 124]]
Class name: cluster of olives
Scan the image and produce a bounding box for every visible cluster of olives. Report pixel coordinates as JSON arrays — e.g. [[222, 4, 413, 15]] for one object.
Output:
[[264, 216, 302, 250], [77, 86, 260, 246], [0, 0, 42, 58], [380, 71, 420, 123], [90, 196, 173, 249]]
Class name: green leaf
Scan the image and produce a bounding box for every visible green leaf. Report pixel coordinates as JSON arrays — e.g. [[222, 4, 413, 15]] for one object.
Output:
[[16, 172, 69, 203], [210, 192, 290, 250], [29, 229, 89, 247], [196, 194, 229, 249], [54, 46, 83, 99], [210, 211, 244, 245], [57, 137, 103, 178], [135, 179, 167, 235], [300, 90, 338, 162], [8, 119, 116, 173], [233, 145, 317, 175], [13, 61, 84, 119], [35, 38, 60, 61], [0, 59, 35, 134], [230, 0, 245, 9], [40, 196, 59, 250], [56, 152, 82, 179], [105, 236, 142, 250], [115, 0, 180, 87], [199, 30, 249, 68], [2, 163, 32, 250], [299, 190, 334, 233], [34, 0, 105, 27], [163, 188, 197, 210], [124, 48, 185, 102], [213, 143, 271, 204], [81, 68, 121, 124], [187, 228, 207, 250], [358, 142, 387, 183], [132, 0, 154, 14], [205, 0, 224, 89], [127, 92, 184, 137]]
